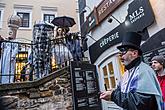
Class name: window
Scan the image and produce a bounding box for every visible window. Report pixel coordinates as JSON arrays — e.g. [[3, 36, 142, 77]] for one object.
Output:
[[17, 12, 30, 27], [0, 8, 4, 28], [43, 14, 55, 23], [108, 63, 116, 88], [102, 62, 116, 90], [0, 11, 1, 27], [15, 52, 28, 82], [41, 6, 57, 23], [14, 5, 32, 29], [118, 54, 125, 76]]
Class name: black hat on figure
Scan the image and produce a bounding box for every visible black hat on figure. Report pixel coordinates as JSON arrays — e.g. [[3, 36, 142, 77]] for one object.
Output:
[[117, 32, 142, 55]]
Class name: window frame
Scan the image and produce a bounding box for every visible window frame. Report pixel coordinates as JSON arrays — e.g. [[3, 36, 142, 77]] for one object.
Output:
[[41, 10, 57, 23], [102, 62, 116, 89], [14, 8, 32, 29], [43, 14, 55, 23], [17, 12, 30, 28], [0, 8, 4, 28]]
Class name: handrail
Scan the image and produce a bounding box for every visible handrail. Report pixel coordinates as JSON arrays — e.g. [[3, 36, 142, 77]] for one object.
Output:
[[0, 66, 69, 91]]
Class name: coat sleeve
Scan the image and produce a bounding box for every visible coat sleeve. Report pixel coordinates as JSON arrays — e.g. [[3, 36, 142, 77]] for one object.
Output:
[[111, 86, 158, 110]]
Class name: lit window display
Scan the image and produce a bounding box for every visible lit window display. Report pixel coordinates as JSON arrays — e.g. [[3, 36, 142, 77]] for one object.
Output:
[[118, 54, 125, 76], [15, 52, 28, 82]]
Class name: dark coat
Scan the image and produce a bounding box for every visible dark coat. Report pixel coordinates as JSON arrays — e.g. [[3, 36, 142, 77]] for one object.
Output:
[[111, 60, 163, 110]]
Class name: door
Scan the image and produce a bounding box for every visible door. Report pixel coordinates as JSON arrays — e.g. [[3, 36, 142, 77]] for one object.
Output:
[[98, 55, 124, 110]]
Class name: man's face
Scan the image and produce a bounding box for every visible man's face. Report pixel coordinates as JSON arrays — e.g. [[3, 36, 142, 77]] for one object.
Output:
[[119, 48, 138, 66], [151, 60, 163, 72]]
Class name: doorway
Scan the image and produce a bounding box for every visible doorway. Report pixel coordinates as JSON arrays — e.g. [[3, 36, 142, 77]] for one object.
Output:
[[98, 54, 124, 110]]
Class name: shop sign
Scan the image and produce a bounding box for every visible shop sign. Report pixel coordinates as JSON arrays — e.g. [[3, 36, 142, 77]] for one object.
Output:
[[70, 61, 102, 110], [142, 28, 165, 53], [143, 45, 165, 65], [124, 0, 155, 32], [97, 0, 124, 22], [86, 8, 98, 32], [89, 24, 124, 64], [142, 29, 165, 64]]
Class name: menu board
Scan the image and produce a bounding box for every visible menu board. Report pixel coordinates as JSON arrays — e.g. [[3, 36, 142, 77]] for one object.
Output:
[[70, 61, 102, 110], [143, 46, 165, 65]]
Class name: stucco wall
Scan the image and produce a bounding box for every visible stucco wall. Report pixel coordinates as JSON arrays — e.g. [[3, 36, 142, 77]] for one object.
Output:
[[0, 0, 78, 41], [148, 0, 165, 36]]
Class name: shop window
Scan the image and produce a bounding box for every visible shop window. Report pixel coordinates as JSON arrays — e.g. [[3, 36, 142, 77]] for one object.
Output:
[[15, 52, 28, 82], [51, 56, 59, 71], [108, 62, 116, 88], [110, 77, 115, 88], [103, 66, 108, 76], [102, 62, 116, 90], [103, 66, 110, 89], [118, 54, 125, 76]]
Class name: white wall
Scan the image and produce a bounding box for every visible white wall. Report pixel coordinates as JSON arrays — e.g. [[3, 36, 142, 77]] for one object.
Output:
[[148, 0, 165, 36]]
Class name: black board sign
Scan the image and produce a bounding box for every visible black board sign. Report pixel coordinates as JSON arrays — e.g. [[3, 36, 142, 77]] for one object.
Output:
[[142, 28, 165, 64], [125, 0, 155, 32], [70, 61, 102, 110], [141, 28, 165, 53], [143, 46, 165, 65], [89, 24, 124, 64]]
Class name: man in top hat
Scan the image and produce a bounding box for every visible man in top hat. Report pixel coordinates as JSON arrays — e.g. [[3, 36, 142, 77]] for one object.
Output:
[[100, 32, 163, 110], [151, 55, 165, 103]]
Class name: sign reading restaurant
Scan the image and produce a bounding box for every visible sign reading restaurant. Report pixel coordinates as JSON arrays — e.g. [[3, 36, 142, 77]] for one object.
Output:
[[96, 0, 125, 22], [86, 0, 125, 31]]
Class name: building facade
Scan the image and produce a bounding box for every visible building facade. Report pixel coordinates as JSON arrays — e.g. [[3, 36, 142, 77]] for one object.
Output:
[[0, 0, 80, 85], [78, 0, 165, 109], [0, 0, 79, 42]]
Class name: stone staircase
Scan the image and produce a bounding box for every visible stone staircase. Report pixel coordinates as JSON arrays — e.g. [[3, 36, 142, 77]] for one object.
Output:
[[0, 66, 72, 110]]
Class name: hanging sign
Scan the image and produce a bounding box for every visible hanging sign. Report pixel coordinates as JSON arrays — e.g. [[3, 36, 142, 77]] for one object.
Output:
[[124, 0, 155, 32], [89, 24, 124, 64], [96, 0, 124, 23]]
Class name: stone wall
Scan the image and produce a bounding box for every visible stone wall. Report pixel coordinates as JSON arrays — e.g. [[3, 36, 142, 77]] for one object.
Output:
[[0, 67, 73, 110]]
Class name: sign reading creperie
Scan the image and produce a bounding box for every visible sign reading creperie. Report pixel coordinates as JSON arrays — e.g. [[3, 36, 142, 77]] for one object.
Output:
[[97, 0, 124, 22]]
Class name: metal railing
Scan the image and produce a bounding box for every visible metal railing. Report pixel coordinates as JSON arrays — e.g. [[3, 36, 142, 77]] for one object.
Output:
[[0, 38, 76, 84]]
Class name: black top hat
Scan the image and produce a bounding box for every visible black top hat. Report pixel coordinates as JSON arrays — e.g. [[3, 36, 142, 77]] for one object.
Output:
[[117, 32, 142, 55]]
